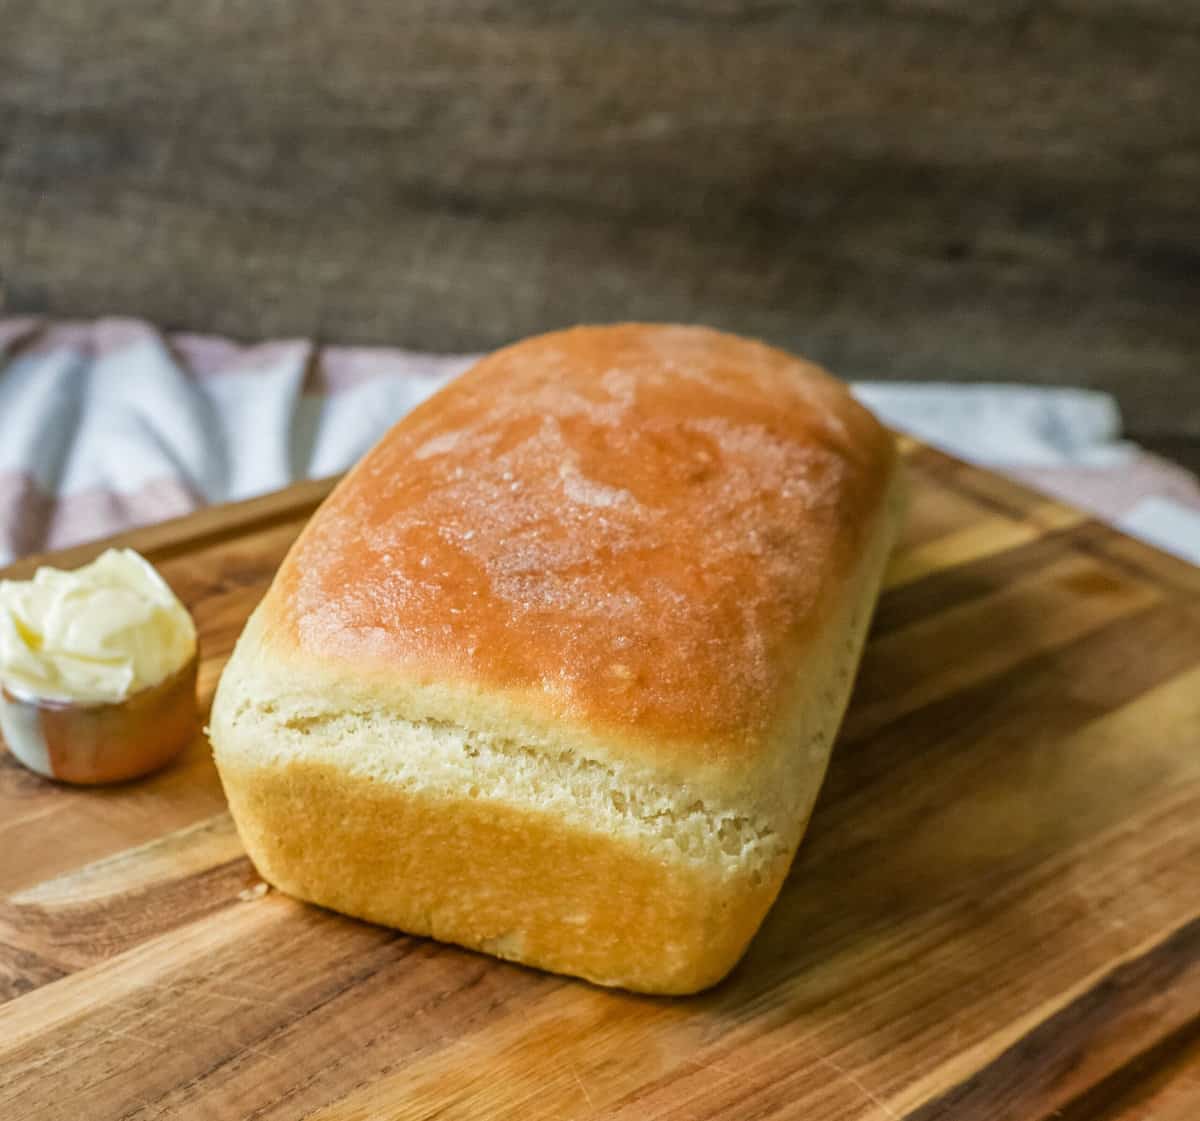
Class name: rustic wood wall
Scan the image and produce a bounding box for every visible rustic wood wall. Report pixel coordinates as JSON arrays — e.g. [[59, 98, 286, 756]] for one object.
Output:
[[1, 1, 1197, 443]]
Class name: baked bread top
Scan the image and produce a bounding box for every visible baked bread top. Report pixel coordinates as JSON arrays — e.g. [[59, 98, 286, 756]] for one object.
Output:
[[253, 323, 897, 771]]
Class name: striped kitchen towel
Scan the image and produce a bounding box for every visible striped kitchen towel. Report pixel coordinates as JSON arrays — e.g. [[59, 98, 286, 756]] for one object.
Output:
[[2, 316, 1198, 568]]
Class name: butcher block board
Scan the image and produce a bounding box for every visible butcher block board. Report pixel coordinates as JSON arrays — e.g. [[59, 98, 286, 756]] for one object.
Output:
[[2, 441, 1199, 1121]]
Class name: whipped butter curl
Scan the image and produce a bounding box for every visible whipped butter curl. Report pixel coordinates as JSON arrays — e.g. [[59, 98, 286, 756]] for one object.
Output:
[[0, 549, 196, 704]]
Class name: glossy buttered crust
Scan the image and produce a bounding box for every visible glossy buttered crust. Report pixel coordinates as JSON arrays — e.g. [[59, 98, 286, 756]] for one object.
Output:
[[212, 324, 902, 993]]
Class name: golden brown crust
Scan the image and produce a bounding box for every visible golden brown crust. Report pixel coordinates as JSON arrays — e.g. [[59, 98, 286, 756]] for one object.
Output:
[[218, 753, 786, 995], [263, 324, 897, 762], [213, 325, 903, 993]]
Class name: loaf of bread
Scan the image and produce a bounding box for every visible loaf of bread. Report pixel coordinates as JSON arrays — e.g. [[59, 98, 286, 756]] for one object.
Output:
[[210, 324, 903, 994]]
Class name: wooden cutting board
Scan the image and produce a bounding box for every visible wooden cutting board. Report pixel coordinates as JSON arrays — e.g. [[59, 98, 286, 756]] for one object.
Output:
[[1, 441, 1198, 1121]]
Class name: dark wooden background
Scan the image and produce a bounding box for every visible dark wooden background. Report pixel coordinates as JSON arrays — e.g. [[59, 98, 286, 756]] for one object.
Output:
[[1, 1, 1198, 460]]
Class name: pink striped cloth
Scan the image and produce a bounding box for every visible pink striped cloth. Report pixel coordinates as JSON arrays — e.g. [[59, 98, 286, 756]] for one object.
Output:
[[0, 317, 473, 564], [2, 316, 1199, 568]]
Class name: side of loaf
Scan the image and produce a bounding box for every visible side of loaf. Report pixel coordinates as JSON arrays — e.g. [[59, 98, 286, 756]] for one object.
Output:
[[210, 323, 902, 994]]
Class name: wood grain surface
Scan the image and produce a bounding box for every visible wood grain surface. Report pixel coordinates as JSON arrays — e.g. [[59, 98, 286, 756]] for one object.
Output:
[[2, 2, 1199, 441], [2, 444, 1199, 1120]]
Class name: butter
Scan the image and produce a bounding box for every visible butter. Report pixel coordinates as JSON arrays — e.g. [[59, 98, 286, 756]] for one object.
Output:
[[0, 549, 196, 704]]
